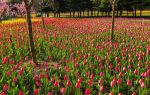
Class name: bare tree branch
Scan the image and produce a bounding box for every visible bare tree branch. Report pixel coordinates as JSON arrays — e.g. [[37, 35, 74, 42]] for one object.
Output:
[[29, 0, 34, 8], [23, 0, 34, 9]]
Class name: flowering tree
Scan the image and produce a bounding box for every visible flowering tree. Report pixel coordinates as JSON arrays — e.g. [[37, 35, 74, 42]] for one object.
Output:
[[0, 1, 26, 22], [0, 2, 8, 22], [13, 2, 26, 17]]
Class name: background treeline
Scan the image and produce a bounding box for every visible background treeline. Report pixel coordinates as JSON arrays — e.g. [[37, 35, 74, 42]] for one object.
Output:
[[6, 0, 150, 17], [36, 0, 150, 17]]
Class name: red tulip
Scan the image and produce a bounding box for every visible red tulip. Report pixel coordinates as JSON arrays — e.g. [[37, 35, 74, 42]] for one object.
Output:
[[38, 73, 43, 79], [75, 63, 79, 67], [85, 88, 90, 95], [54, 81, 59, 86], [3, 84, 8, 92], [88, 79, 92, 86], [100, 85, 104, 92], [51, 77, 55, 83], [64, 75, 68, 80], [140, 82, 144, 88], [134, 69, 138, 75], [6, 70, 11, 77], [33, 89, 38, 94], [60, 88, 66, 94], [132, 92, 137, 95], [13, 77, 17, 83], [2, 57, 8, 64], [36, 81, 40, 87], [90, 74, 94, 79], [118, 93, 122, 95], [127, 79, 131, 86], [55, 63, 59, 69], [77, 78, 82, 83], [100, 72, 104, 77], [47, 92, 52, 95], [110, 81, 115, 87], [117, 78, 121, 85], [0, 92, 6, 95], [34, 76, 37, 81], [65, 66, 69, 72], [139, 79, 143, 84], [99, 78, 103, 85], [76, 82, 80, 88], [18, 90, 24, 95], [123, 67, 126, 72], [119, 72, 122, 77], [9, 59, 14, 64], [66, 80, 71, 86], [109, 92, 114, 95], [86, 72, 89, 77]]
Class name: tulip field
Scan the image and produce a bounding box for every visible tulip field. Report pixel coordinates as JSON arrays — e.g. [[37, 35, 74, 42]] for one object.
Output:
[[0, 18, 150, 95]]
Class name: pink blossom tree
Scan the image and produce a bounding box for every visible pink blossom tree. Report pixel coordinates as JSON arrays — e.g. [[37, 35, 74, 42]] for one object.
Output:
[[0, 2, 8, 22]]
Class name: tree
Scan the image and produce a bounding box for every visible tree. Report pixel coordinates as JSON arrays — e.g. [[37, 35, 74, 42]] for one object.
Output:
[[23, 0, 38, 65], [33, 0, 46, 29], [0, 2, 8, 22], [92, 0, 101, 16], [110, 0, 118, 41]]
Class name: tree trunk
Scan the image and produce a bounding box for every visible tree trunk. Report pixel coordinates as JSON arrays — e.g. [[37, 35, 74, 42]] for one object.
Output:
[[135, 8, 136, 17], [87, 10, 89, 17], [83, 10, 85, 17], [119, 10, 122, 17], [70, 11, 72, 17], [116, 10, 119, 17], [91, 9, 93, 16], [102, 12, 104, 16], [41, 13, 45, 29], [0, 18, 2, 23], [111, 1, 116, 41], [47, 12, 49, 17], [73, 11, 75, 17], [59, 11, 60, 18], [133, 11, 134, 17], [41, 6, 46, 29], [140, 10, 142, 17], [54, 12, 56, 17], [97, 10, 100, 16], [108, 12, 110, 16], [91, 9, 93, 17], [79, 10, 81, 17], [26, 8, 37, 64]]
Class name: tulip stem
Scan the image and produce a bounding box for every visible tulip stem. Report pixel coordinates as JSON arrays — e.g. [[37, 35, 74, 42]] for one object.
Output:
[[128, 87, 129, 95], [118, 85, 119, 93]]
